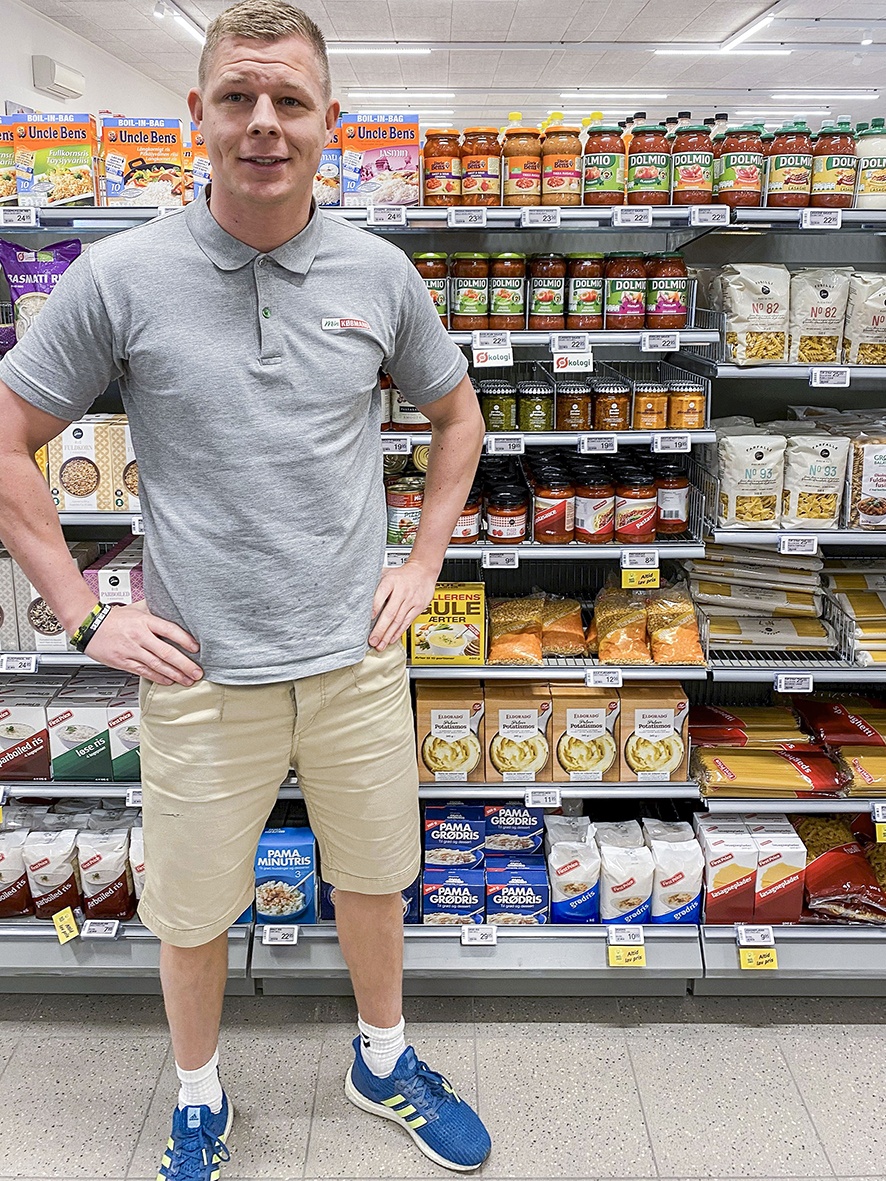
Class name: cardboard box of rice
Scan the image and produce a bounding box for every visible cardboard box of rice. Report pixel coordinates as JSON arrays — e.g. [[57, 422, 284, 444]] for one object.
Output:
[[551, 685, 620, 783], [618, 682, 688, 783], [415, 681, 485, 784]]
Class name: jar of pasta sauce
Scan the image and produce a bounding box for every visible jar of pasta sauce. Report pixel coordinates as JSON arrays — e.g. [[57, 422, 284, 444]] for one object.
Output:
[[486, 485, 528, 544], [481, 385, 518, 432], [627, 124, 671, 204], [517, 382, 555, 431], [533, 474, 575, 544], [391, 383, 431, 431], [667, 382, 707, 430], [645, 253, 689, 330], [593, 381, 631, 431], [655, 465, 689, 535], [413, 253, 448, 323], [604, 253, 646, 330], [716, 125, 764, 207], [542, 125, 582, 205], [503, 126, 542, 206], [451, 487, 482, 543], [583, 125, 626, 205], [632, 383, 669, 430], [615, 470, 657, 544], [450, 253, 489, 330], [765, 122, 813, 207], [422, 128, 462, 206], [812, 121, 857, 208], [671, 125, 714, 203], [489, 253, 526, 329], [461, 127, 502, 206], [575, 469, 615, 544], [555, 382, 594, 431], [566, 253, 604, 329], [528, 254, 566, 330]]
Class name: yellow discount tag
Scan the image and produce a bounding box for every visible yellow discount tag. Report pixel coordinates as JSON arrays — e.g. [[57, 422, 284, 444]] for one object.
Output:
[[621, 568, 660, 590], [52, 906, 79, 946], [876, 822, 886, 844], [608, 945, 647, 968], [739, 946, 778, 970]]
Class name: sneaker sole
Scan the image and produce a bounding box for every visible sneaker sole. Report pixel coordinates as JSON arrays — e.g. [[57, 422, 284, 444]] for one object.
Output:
[[344, 1067, 488, 1173], [156, 1101, 235, 1181]]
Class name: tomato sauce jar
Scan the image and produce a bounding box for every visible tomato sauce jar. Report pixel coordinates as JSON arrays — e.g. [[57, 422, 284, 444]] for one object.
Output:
[[671, 124, 714, 203], [583, 125, 626, 205], [575, 468, 615, 544], [716, 125, 764, 207], [451, 487, 482, 543], [528, 253, 566, 330], [655, 465, 689, 535], [489, 253, 526, 329], [627, 124, 671, 205], [632, 382, 669, 430], [566, 253, 604, 329], [593, 380, 631, 430], [555, 381, 594, 431], [542, 124, 582, 205], [533, 474, 575, 544], [614, 471, 657, 544], [486, 485, 529, 544], [604, 253, 646, 330], [503, 126, 542, 206], [422, 128, 462, 206], [765, 122, 813, 207], [450, 253, 489, 330], [645, 253, 689, 330], [461, 127, 502, 206], [413, 252, 448, 323], [811, 121, 857, 208]]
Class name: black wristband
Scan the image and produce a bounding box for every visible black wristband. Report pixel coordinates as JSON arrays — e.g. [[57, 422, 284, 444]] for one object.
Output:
[[72, 603, 114, 653]]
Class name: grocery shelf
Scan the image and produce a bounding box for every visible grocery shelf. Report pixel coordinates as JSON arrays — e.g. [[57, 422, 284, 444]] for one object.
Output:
[[706, 363, 886, 382], [711, 528, 886, 547], [409, 660, 708, 681], [704, 798, 879, 814], [708, 652, 880, 682], [731, 208, 886, 231], [58, 512, 135, 526], [394, 542, 706, 560], [449, 330, 720, 347], [697, 924, 886, 997], [253, 923, 704, 996], [1, 781, 129, 798]]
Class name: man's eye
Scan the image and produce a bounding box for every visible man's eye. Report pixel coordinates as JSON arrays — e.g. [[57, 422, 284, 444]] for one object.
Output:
[[225, 93, 244, 102], [280, 97, 299, 107]]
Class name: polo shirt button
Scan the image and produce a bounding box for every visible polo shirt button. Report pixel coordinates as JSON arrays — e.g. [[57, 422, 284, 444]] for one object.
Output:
[[262, 307, 271, 318]]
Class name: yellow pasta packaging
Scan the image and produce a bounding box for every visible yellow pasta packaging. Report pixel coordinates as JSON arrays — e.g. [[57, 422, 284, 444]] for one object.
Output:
[[781, 434, 850, 530], [485, 683, 552, 784], [690, 580, 821, 618], [837, 746, 886, 796], [618, 683, 688, 783], [692, 746, 849, 797], [717, 433, 786, 528], [706, 616, 834, 651], [752, 831, 806, 923], [551, 685, 620, 784], [701, 829, 757, 923], [415, 681, 485, 784]]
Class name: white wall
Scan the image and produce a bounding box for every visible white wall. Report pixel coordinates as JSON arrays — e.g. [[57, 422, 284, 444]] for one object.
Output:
[[1, 0, 187, 120]]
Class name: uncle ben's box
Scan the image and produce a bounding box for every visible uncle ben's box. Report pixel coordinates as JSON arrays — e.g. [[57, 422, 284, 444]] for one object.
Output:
[[14, 113, 98, 207], [341, 113, 420, 207]]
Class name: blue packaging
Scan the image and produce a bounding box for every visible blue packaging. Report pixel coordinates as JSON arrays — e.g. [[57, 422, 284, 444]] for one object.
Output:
[[485, 867, 550, 925], [423, 806, 485, 869], [483, 804, 545, 854], [314, 121, 341, 206], [421, 868, 484, 924], [485, 854, 547, 872], [254, 827, 316, 924], [319, 874, 419, 924]]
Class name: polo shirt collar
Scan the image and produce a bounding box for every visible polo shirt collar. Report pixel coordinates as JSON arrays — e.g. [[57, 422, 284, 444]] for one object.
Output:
[[185, 188, 323, 274]]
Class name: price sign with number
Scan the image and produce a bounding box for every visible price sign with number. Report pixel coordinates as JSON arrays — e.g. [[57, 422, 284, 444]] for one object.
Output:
[[550, 332, 590, 355], [0, 654, 38, 673], [774, 673, 813, 694], [525, 787, 561, 808], [482, 549, 519, 569], [472, 347, 514, 368], [586, 667, 623, 688], [689, 205, 730, 227], [461, 924, 497, 946], [736, 927, 778, 970], [579, 434, 617, 455], [552, 353, 594, 372], [447, 206, 487, 228], [621, 549, 659, 570], [800, 207, 842, 230], [612, 206, 653, 227], [0, 207, 38, 228], [486, 434, 525, 456], [779, 535, 818, 556], [262, 925, 299, 945], [381, 435, 411, 455], [53, 906, 79, 945], [809, 366, 850, 388], [367, 205, 407, 226], [472, 330, 511, 350], [651, 433, 691, 453], [607, 926, 646, 967], [520, 206, 560, 228], [736, 924, 775, 947], [641, 331, 680, 352], [871, 803, 886, 842], [130, 515, 144, 536], [81, 919, 120, 940], [384, 551, 409, 568], [125, 788, 143, 808]]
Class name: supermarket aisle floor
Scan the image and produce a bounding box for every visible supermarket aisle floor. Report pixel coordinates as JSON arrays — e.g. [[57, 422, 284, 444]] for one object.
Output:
[[0, 991, 882, 1180]]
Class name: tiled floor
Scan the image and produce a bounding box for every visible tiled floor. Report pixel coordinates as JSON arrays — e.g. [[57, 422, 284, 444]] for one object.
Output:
[[0, 991, 884, 1180]]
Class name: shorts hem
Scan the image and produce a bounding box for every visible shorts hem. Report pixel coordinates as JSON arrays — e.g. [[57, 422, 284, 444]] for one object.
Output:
[[321, 856, 421, 896], [137, 889, 253, 948]]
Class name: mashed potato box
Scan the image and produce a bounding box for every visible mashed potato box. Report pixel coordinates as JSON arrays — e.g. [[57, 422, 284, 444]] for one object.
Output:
[[552, 685, 620, 783], [484, 683, 553, 784], [618, 683, 688, 783], [254, 828, 317, 925], [415, 680, 485, 784]]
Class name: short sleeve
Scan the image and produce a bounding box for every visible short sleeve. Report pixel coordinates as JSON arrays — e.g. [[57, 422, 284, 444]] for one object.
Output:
[[0, 250, 123, 422], [384, 259, 468, 407]]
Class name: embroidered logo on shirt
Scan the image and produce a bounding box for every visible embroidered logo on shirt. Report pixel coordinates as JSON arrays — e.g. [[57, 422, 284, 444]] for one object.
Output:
[[321, 317, 371, 332]]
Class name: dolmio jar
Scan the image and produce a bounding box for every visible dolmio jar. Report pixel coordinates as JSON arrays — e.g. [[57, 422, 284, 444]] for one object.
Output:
[[604, 253, 646, 330], [528, 254, 566, 330], [542, 124, 582, 205], [503, 126, 542, 206], [413, 253, 448, 323], [765, 122, 813, 207], [671, 124, 713, 203], [716, 125, 764, 207], [627, 124, 671, 205], [583, 125, 626, 205], [450, 253, 489, 330], [645, 253, 688, 330], [812, 121, 857, 208], [422, 128, 462, 206], [461, 127, 502, 206]]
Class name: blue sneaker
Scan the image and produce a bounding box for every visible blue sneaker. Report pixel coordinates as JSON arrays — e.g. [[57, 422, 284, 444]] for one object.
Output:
[[156, 1094, 234, 1181], [345, 1037, 491, 1172]]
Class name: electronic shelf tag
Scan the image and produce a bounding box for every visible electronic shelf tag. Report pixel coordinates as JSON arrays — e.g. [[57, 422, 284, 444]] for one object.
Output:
[[125, 788, 143, 808], [552, 352, 594, 372], [579, 433, 617, 455], [384, 551, 409, 568], [0, 654, 38, 673], [774, 673, 813, 694], [482, 549, 519, 570], [0, 207, 38, 228], [447, 206, 487, 229], [157, 206, 181, 218], [689, 205, 730, 227], [550, 332, 591, 355], [621, 548, 660, 589], [612, 206, 653, 228], [641, 331, 680, 353], [381, 435, 411, 455], [130, 515, 145, 536], [736, 923, 778, 969], [461, 924, 497, 946], [473, 329, 512, 350], [262, 925, 299, 946], [472, 346, 514, 368], [525, 787, 561, 809], [53, 906, 79, 946], [607, 925, 646, 966], [800, 208, 842, 230], [651, 432, 691, 454], [586, 667, 623, 689], [809, 366, 850, 388], [366, 205, 407, 227], [81, 919, 120, 940], [779, 535, 818, 556], [520, 206, 560, 228], [486, 434, 525, 456], [871, 802, 886, 843], [621, 549, 660, 569]]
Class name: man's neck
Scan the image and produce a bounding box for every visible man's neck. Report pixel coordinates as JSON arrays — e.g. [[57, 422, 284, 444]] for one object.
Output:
[[206, 185, 314, 253]]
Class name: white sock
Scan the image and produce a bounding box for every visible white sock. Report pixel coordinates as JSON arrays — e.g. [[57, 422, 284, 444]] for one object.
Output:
[[358, 1015, 406, 1078], [176, 1048, 223, 1113]]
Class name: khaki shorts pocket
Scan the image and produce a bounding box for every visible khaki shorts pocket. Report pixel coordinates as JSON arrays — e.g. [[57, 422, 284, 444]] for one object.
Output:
[[142, 678, 226, 725]]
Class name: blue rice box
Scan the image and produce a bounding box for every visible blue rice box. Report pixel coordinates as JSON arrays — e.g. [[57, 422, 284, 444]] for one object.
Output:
[[483, 804, 545, 854], [254, 827, 316, 924], [485, 854, 547, 873], [421, 868, 484, 925], [319, 873, 419, 924], [314, 121, 341, 206], [423, 806, 485, 870], [485, 866, 550, 925]]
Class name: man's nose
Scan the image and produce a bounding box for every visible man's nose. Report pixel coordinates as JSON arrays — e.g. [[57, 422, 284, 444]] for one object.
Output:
[[248, 94, 281, 136]]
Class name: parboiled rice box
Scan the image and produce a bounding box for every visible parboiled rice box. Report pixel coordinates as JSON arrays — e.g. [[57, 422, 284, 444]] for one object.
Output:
[[254, 827, 316, 924]]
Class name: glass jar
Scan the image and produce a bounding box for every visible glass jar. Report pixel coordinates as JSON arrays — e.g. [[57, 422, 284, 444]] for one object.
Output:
[[486, 485, 528, 544], [593, 381, 631, 430], [645, 253, 689, 330], [391, 383, 432, 431], [765, 122, 813, 207], [711, 132, 725, 200], [716, 125, 764, 207], [451, 487, 482, 543], [413, 252, 448, 323], [667, 382, 707, 430], [461, 127, 502, 206], [811, 122, 857, 208], [575, 470, 615, 544], [582, 125, 626, 205], [379, 371, 392, 431], [604, 253, 646, 330], [422, 128, 463, 206], [503, 126, 542, 206], [632, 383, 669, 430], [655, 465, 689, 535], [566, 253, 604, 329], [671, 125, 714, 204], [533, 475, 575, 543], [528, 254, 566, 330], [450, 253, 489, 330], [614, 471, 658, 544], [556, 382, 594, 430], [627, 124, 671, 205], [518, 383, 555, 431], [489, 253, 526, 329], [855, 119, 886, 209], [481, 386, 518, 432], [542, 125, 582, 205]]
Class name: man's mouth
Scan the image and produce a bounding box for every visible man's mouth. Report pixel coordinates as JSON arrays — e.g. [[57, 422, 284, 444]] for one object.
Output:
[[242, 156, 289, 168]]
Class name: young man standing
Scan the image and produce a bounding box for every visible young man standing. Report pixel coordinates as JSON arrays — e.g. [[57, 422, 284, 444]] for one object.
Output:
[[0, 1, 490, 1175]]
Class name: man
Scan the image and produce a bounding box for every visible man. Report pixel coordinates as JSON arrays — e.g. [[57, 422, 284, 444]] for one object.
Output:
[[0, 1, 491, 1175]]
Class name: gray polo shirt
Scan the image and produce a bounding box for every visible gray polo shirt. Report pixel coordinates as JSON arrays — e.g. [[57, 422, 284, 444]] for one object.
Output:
[[0, 196, 468, 683]]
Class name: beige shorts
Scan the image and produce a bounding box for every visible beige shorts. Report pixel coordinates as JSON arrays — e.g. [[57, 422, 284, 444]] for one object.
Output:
[[137, 643, 420, 947]]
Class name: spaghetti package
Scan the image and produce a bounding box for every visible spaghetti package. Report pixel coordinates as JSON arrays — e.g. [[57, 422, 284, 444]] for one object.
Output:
[[792, 815, 886, 924], [693, 746, 849, 798], [684, 559, 822, 591], [702, 543, 822, 573], [541, 596, 585, 657], [781, 434, 850, 530], [717, 433, 786, 528], [645, 584, 705, 666], [690, 705, 800, 736], [487, 597, 544, 666], [839, 746, 886, 795], [832, 590, 886, 624], [594, 586, 651, 665], [824, 572, 886, 592], [792, 699, 886, 746]]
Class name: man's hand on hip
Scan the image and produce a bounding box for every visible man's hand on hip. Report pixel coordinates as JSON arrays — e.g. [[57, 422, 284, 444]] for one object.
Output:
[[369, 559, 438, 651], [84, 600, 203, 686]]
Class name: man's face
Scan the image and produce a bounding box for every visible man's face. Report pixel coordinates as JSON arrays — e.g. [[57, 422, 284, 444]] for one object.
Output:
[[189, 33, 339, 208]]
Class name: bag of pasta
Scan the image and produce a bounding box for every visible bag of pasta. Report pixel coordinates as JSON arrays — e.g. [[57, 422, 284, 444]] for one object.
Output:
[[721, 263, 790, 365], [594, 585, 652, 665], [792, 814, 886, 924], [541, 595, 586, 657], [717, 433, 786, 528], [788, 268, 852, 365], [842, 273, 886, 365], [645, 583, 706, 665], [487, 596, 544, 666], [847, 433, 886, 530], [781, 434, 850, 530]]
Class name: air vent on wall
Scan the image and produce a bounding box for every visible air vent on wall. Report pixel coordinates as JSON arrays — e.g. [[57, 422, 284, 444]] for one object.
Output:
[[31, 55, 86, 100]]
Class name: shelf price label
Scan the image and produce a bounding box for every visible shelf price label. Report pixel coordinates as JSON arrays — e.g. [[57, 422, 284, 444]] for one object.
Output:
[[779, 535, 818, 556], [871, 803, 886, 842], [525, 787, 561, 808], [157, 206, 181, 218], [809, 366, 850, 388], [461, 924, 497, 946], [81, 919, 120, 940], [0, 207, 38, 228], [472, 347, 514, 368], [447, 206, 487, 228], [612, 206, 653, 228], [384, 551, 409, 568], [774, 673, 813, 694], [550, 332, 590, 355], [641, 331, 680, 352], [486, 434, 525, 456], [125, 788, 143, 808], [736, 924, 777, 969], [482, 549, 519, 569], [621, 549, 659, 569], [651, 432, 691, 454], [0, 654, 38, 673], [381, 435, 411, 455], [366, 205, 407, 227], [579, 433, 617, 455], [472, 330, 512, 350], [607, 925, 646, 967], [520, 206, 560, 228], [689, 205, 730, 227], [53, 906, 79, 945], [262, 925, 299, 945], [586, 667, 623, 688], [130, 515, 145, 536], [800, 207, 842, 230], [552, 352, 594, 372]]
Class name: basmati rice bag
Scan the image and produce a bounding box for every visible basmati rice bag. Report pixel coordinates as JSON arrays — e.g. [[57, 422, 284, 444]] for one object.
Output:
[[0, 237, 81, 340], [788, 268, 852, 364], [721, 263, 790, 365]]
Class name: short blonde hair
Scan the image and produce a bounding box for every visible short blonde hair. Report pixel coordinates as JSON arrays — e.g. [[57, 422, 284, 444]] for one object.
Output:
[[199, 0, 331, 98]]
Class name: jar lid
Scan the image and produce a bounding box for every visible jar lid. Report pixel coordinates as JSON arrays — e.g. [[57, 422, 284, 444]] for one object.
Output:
[[858, 122, 886, 137], [545, 124, 581, 134], [668, 380, 705, 393], [566, 252, 604, 260], [518, 383, 553, 396], [491, 252, 527, 260], [504, 126, 540, 136], [530, 252, 566, 260], [655, 462, 686, 475], [487, 486, 528, 506], [584, 124, 623, 134], [673, 124, 711, 134], [424, 128, 460, 136], [451, 252, 491, 260], [606, 250, 645, 257], [635, 382, 669, 394], [557, 381, 594, 393], [413, 252, 448, 260], [388, 476, 426, 491], [595, 380, 631, 394], [464, 126, 500, 134], [631, 123, 668, 134]]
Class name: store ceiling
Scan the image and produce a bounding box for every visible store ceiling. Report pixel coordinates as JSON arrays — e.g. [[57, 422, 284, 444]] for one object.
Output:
[[19, 0, 886, 124]]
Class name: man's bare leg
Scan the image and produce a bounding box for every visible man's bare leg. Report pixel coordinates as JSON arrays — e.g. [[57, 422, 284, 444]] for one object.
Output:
[[334, 890, 404, 1027], [160, 933, 229, 1069]]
